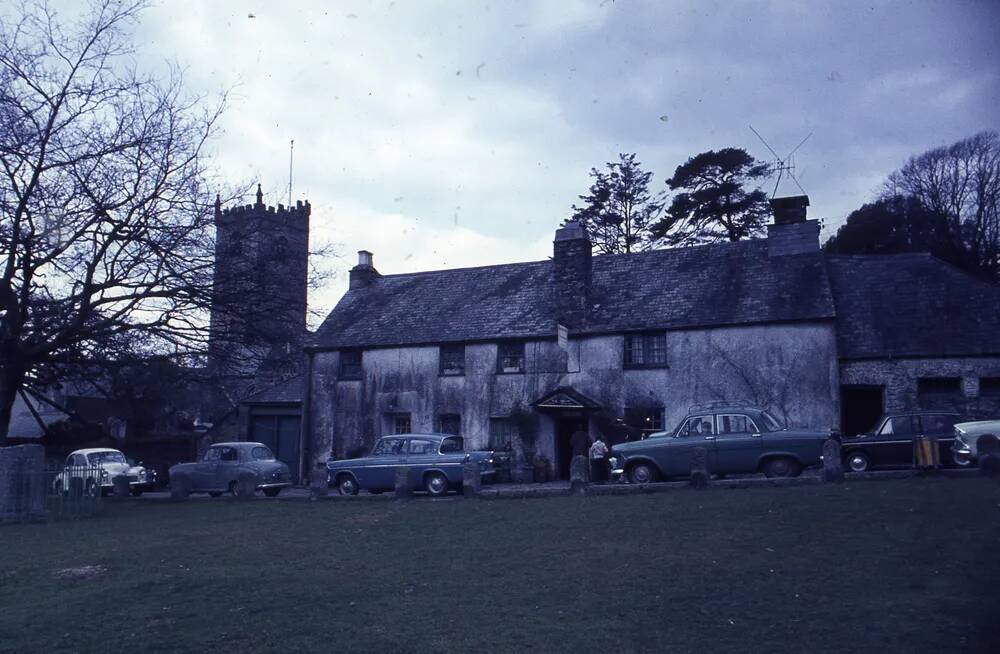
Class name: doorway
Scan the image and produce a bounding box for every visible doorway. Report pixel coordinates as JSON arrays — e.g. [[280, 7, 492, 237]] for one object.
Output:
[[249, 413, 301, 483], [555, 416, 588, 480], [840, 385, 885, 436]]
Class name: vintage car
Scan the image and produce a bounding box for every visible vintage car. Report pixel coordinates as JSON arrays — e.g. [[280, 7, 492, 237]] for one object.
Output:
[[840, 411, 962, 472], [952, 419, 1000, 466], [327, 433, 495, 496], [608, 405, 831, 483], [168, 442, 292, 498], [53, 448, 157, 497]]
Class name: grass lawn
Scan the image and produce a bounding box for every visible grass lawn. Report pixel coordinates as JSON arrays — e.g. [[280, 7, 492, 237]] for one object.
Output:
[[1, 477, 998, 653]]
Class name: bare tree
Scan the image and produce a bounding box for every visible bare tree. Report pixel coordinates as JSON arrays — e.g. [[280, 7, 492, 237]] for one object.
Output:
[[885, 131, 1000, 278], [0, 1, 233, 444]]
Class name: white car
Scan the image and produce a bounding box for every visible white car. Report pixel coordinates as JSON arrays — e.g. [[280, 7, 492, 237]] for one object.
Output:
[[952, 420, 1000, 466], [53, 448, 157, 497]]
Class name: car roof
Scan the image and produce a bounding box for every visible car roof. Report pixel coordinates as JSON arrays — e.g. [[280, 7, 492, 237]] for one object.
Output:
[[210, 442, 267, 449], [687, 407, 766, 415], [379, 433, 456, 441], [71, 448, 123, 455], [882, 411, 961, 418]]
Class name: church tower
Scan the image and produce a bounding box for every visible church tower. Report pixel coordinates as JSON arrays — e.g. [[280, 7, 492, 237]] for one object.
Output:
[[207, 185, 310, 409]]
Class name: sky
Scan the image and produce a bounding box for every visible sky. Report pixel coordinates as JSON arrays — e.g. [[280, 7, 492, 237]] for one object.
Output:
[[129, 0, 999, 324]]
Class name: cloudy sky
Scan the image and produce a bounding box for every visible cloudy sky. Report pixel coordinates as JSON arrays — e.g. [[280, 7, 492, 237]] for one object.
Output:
[[133, 0, 998, 323]]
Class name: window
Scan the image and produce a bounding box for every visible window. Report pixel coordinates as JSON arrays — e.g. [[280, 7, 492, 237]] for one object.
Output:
[[489, 418, 516, 450], [392, 413, 411, 434], [880, 416, 915, 436], [251, 446, 274, 460], [623, 408, 664, 438], [271, 236, 288, 259], [373, 439, 406, 456], [408, 439, 436, 455], [340, 350, 362, 380], [623, 333, 667, 368], [497, 342, 525, 373], [440, 436, 465, 453], [438, 414, 461, 435], [717, 414, 758, 434], [680, 415, 714, 437], [980, 377, 1000, 397], [917, 377, 962, 408], [203, 447, 221, 462], [219, 447, 238, 462], [917, 414, 957, 435], [439, 344, 465, 376]]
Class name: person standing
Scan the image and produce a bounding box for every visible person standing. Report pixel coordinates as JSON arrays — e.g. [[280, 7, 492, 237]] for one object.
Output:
[[589, 435, 608, 483]]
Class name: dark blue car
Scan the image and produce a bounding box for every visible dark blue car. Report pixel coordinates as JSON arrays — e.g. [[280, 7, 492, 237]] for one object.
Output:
[[327, 433, 495, 496]]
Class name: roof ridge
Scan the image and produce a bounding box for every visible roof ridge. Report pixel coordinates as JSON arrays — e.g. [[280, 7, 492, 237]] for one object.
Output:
[[377, 258, 551, 279]]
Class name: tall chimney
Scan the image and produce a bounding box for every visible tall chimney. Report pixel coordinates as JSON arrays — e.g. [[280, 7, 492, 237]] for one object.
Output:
[[553, 220, 592, 325], [767, 195, 820, 256], [349, 250, 381, 289]]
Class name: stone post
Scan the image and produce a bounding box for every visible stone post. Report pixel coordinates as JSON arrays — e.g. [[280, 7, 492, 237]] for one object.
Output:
[[112, 474, 131, 498], [394, 466, 413, 500], [0, 444, 46, 522], [309, 463, 329, 501], [462, 462, 481, 497], [569, 455, 589, 495], [978, 435, 999, 478], [689, 447, 709, 489], [822, 439, 844, 483]]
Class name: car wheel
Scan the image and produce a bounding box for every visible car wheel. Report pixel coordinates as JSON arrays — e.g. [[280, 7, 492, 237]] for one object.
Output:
[[628, 462, 657, 485], [263, 488, 281, 498], [338, 475, 359, 496], [762, 457, 801, 479], [209, 491, 222, 498], [425, 472, 449, 497], [130, 488, 143, 497], [844, 451, 870, 473]]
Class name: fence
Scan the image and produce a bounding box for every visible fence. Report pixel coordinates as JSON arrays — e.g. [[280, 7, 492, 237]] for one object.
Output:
[[1, 445, 104, 524]]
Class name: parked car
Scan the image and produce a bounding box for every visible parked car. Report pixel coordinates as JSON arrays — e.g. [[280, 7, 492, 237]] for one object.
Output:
[[608, 405, 831, 483], [952, 419, 1000, 466], [53, 448, 157, 497], [840, 411, 962, 472], [327, 433, 495, 496], [168, 442, 292, 498]]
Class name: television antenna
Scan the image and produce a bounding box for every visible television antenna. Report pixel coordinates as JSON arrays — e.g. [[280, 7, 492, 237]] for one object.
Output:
[[748, 125, 811, 198]]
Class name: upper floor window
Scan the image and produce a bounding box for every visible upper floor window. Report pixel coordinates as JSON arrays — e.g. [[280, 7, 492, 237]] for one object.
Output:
[[624, 332, 666, 368], [497, 342, 525, 373], [340, 350, 362, 380], [917, 377, 962, 408], [439, 344, 465, 376], [392, 413, 411, 435]]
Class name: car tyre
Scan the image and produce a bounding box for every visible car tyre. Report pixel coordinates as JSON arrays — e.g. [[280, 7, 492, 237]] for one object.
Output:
[[424, 472, 449, 497], [209, 491, 222, 498], [762, 457, 802, 479], [628, 462, 658, 485], [844, 451, 870, 473], [263, 488, 282, 498], [338, 475, 359, 496]]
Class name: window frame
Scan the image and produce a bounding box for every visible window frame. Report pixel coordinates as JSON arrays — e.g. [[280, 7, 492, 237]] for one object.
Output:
[[623, 332, 668, 369], [489, 417, 516, 451], [439, 344, 466, 376], [496, 341, 526, 374], [392, 413, 412, 435], [339, 349, 363, 380], [716, 413, 759, 435]]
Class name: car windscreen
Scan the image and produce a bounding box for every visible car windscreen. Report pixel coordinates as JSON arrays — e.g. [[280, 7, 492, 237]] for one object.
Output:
[[759, 411, 784, 432], [88, 451, 126, 465], [251, 446, 275, 460]]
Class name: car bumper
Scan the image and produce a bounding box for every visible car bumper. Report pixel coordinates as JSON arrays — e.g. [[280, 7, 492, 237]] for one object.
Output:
[[257, 482, 292, 491], [951, 442, 974, 465]]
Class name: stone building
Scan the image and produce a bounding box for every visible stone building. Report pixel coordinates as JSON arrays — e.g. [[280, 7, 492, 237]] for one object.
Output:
[[299, 194, 991, 481]]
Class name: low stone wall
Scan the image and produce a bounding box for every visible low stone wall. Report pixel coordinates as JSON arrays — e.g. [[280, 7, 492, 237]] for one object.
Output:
[[0, 444, 47, 522]]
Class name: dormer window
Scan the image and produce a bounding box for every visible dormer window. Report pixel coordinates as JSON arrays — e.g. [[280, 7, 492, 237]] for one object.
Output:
[[497, 341, 525, 374], [439, 344, 465, 376], [624, 332, 667, 368], [340, 349, 362, 380]]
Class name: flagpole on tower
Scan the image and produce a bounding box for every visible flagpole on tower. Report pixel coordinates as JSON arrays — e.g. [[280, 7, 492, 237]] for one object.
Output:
[[288, 139, 294, 206]]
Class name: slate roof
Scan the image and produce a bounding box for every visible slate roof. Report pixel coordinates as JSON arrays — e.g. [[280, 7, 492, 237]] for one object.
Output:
[[242, 375, 304, 404], [313, 238, 836, 349], [826, 253, 1000, 359]]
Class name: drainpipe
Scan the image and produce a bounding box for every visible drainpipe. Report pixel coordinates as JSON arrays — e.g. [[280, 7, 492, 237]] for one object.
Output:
[[298, 350, 315, 485]]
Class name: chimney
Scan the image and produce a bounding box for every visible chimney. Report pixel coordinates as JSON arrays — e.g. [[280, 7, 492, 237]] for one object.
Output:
[[349, 250, 381, 289], [767, 195, 820, 256], [553, 220, 592, 325]]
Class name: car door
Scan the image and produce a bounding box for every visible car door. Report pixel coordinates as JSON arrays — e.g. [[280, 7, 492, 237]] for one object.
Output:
[[193, 447, 221, 490], [867, 416, 914, 467], [404, 437, 440, 487], [215, 446, 241, 490], [662, 415, 714, 477], [357, 438, 406, 490], [714, 414, 762, 473], [918, 414, 959, 465]]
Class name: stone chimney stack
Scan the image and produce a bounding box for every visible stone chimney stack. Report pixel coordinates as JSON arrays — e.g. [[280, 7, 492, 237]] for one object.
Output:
[[553, 220, 592, 325], [767, 195, 820, 257], [349, 250, 381, 289]]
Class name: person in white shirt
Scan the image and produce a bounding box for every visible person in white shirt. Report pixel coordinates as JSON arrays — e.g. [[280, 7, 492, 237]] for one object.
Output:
[[589, 436, 608, 483]]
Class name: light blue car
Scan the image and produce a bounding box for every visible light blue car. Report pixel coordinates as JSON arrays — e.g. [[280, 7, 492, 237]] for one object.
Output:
[[327, 433, 495, 496]]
